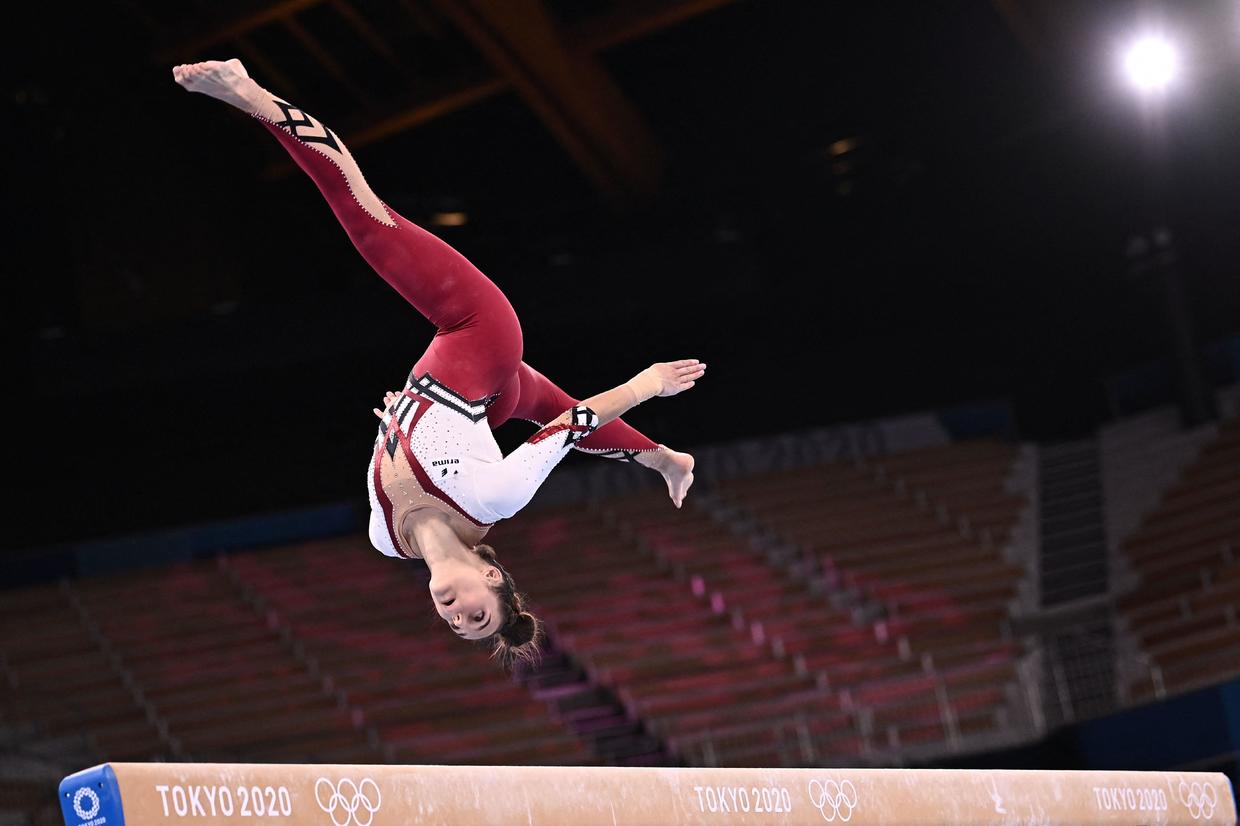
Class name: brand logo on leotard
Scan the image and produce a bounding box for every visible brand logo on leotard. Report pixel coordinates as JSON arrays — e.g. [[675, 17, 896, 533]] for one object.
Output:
[[315, 777, 381, 826], [807, 778, 858, 822], [273, 100, 341, 152]]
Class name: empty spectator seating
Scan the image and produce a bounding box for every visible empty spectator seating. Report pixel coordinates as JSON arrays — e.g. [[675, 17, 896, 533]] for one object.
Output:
[[222, 539, 596, 766], [0, 582, 163, 763], [485, 506, 838, 767], [67, 561, 375, 764], [1101, 406, 1216, 556], [1, 546, 592, 769], [1118, 412, 1240, 699], [1, 436, 1036, 779], [708, 440, 1028, 758]]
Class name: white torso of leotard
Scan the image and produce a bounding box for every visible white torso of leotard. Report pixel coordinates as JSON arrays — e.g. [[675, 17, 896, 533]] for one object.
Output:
[[366, 373, 599, 559], [366, 375, 502, 559]]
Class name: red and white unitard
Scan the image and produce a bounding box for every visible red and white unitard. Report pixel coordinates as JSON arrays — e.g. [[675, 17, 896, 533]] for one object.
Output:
[[246, 93, 660, 558]]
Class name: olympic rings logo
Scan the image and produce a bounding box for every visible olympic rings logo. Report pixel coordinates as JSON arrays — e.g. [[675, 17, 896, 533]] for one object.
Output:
[[315, 777, 382, 826], [1178, 780, 1218, 821], [807, 778, 858, 822], [72, 787, 100, 821]]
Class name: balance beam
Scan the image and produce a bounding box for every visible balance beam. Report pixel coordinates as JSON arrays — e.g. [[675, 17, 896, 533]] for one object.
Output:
[[60, 763, 1235, 825]]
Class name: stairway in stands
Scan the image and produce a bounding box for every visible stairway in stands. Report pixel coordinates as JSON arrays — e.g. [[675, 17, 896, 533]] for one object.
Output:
[[1039, 441, 1108, 605], [1035, 440, 1117, 726], [484, 506, 840, 768], [511, 636, 673, 765]]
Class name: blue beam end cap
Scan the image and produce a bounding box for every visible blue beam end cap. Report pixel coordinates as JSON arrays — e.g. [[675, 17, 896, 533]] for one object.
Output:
[[60, 764, 124, 826]]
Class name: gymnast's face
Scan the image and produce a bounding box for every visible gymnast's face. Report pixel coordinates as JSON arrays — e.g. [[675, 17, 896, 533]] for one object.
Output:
[[429, 562, 504, 641]]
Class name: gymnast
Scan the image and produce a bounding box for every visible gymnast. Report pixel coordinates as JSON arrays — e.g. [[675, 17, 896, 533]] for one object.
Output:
[[173, 60, 704, 668]]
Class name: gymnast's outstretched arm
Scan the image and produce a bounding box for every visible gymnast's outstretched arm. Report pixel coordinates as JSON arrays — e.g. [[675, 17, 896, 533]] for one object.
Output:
[[376, 359, 706, 510], [574, 359, 707, 427], [469, 359, 707, 519]]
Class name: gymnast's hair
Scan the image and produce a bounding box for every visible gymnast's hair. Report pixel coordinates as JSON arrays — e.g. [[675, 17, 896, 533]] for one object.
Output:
[[474, 544, 543, 670]]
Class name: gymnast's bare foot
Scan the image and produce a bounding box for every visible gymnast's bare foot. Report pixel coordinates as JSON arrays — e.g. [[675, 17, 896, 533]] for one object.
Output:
[[638, 447, 695, 509], [172, 59, 260, 112]]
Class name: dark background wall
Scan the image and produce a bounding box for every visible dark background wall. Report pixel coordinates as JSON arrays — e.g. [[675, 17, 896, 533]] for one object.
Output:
[[9, 0, 1240, 549]]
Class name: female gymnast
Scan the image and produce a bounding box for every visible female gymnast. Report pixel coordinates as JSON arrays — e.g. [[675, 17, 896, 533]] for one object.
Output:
[[172, 59, 705, 667]]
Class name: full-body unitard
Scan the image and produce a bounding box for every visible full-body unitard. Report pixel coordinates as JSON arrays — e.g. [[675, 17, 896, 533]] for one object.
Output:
[[249, 97, 660, 461]]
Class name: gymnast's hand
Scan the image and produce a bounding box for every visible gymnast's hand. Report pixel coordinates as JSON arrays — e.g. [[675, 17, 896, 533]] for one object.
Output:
[[373, 391, 400, 420], [630, 359, 707, 400]]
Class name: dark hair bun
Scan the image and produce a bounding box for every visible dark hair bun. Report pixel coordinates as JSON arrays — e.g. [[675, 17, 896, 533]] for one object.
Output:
[[473, 544, 543, 669], [501, 611, 537, 645]]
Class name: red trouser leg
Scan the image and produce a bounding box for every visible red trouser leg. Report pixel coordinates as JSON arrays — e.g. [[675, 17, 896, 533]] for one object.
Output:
[[254, 114, 523, 413], [510, 362, 659, 460]]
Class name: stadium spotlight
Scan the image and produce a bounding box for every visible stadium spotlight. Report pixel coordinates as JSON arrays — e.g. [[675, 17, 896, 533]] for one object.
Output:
[[1122, 34, 1181, 94]]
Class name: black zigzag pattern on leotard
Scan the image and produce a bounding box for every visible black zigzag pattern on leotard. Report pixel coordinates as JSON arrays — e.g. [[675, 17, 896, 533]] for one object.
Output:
[[407, 372, 499, 423], [395, 393, 417, 426], [273, 100, 341, 152], [563, 406, 600, 448], [378, 392, 418, 458]]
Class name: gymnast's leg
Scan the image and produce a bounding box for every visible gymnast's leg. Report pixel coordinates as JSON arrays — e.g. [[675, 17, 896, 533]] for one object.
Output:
[[171, 59, 521, 402], [510, 362, 696, 507]]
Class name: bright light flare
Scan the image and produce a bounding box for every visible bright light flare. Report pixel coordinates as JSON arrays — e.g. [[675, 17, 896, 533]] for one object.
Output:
[[1122, 35, 1181, 94]]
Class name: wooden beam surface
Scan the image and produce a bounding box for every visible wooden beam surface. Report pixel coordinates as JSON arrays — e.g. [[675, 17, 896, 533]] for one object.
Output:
[[61, 763, 1238, 825]]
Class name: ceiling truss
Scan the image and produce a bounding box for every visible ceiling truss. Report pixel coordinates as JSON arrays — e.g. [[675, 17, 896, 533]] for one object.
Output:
[[141, 0, 740, 200]]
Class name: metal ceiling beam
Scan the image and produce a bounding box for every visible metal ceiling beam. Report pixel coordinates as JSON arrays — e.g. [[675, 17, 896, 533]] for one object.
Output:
[[156, 0, 325, 63], [160, 0, 741, 64], [344, 0, 741, 150], [232, 35, 303, 102], [573, 0, 740, 53], [426, 0, 663, 200], [330, 0, 410, 79], [261, 76, 508, 173], [258, 0, 739, 183], [280, 16, 377, 110], [166, 0, 738, 144]]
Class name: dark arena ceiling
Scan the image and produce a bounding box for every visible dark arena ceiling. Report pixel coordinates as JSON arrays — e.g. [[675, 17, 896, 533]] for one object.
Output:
[[8, 0, 1240, 547]]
